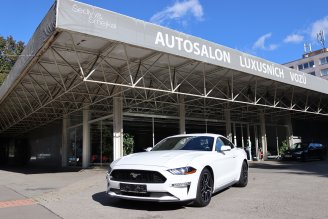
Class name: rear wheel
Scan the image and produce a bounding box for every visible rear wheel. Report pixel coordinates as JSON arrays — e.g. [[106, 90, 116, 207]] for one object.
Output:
[[193, 168, 213, 207], [235, 161, 248, 187]]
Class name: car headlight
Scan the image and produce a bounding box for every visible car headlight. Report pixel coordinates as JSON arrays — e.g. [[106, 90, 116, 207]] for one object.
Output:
[[167, 167, 197, 175]]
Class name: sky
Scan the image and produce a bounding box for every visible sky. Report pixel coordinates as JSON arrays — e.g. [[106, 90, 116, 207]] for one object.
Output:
[[1, 0, 328, 64]]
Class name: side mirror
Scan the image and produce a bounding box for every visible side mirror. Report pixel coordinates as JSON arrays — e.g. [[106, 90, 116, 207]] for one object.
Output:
[[221, 145, 231, 151], [145, 147, 153, 152]]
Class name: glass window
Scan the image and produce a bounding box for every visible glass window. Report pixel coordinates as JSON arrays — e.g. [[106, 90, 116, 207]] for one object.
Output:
[[320, 57, 328, 65], [309, 61, 314, 68], [215, 138, 223, 152], [321, 68, 328, 76], [298, 64, 303, 70], [289, 66, 294, 69], [303, 62, 309, 69], [220, 137, 235, 148], [152, 136, 214, 151]]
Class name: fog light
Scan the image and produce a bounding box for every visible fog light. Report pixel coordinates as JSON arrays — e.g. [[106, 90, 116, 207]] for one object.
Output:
[[171, 182, 191, 188]]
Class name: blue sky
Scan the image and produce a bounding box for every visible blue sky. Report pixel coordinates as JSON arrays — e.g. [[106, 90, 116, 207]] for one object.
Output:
[[1, 0, 328, 64]]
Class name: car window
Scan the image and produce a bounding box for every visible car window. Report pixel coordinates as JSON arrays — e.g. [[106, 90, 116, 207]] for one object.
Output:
[[152, 136, 214, 151], [219, 137, 234, 149], [215, 138, 224, 152]]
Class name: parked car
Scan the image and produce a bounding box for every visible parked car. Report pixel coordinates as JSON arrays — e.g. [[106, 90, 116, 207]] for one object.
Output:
[[106, 133, 248, 207], [282, 142, 327, 161]]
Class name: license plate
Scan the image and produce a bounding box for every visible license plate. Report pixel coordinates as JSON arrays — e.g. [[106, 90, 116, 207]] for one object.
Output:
[[120, 183, 147, 193], [285, 155, 292, 158]]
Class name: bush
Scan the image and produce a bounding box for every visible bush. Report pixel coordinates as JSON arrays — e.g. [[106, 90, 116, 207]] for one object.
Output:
[[279, 140, 289, 155], [123, 133, 134, 155]]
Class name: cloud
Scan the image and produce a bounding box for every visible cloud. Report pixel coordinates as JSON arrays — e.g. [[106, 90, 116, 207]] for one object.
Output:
[[283, 34, 304, 43], [150, 0, 204, 25], [310, 16, 328, 40], [252, 33, 278, 51]]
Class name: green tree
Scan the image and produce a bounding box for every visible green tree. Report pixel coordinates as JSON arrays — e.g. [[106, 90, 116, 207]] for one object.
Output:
[[0, 35, 25, 85]]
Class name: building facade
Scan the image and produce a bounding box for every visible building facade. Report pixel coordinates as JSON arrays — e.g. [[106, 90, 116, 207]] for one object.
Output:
[[284, 48, 328, 80]]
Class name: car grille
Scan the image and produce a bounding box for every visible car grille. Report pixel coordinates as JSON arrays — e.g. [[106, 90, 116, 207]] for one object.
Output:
[[110, 188, 172, 198], [110, 169, 167, 183]]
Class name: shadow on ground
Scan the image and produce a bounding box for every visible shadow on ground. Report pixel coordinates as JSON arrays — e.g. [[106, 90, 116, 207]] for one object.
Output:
[[249, 159, 328, 177], [0, 164, 82, 174], [92, 191, 187, 211]]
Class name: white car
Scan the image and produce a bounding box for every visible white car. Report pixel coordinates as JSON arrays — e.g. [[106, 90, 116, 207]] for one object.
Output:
[[106, 133, 248, 207]]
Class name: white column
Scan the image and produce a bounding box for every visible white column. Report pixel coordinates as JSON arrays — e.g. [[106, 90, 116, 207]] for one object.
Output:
[[276, 126, 279, 156], [233, 123, 237, 146], [61, 114, 69, 167], [241, 124, 244, 149], [152, 117, 155, 147], [259, 112, 267, 160], [179, 95, 186, 134], [82, 106, 90, 168], [224, 109, 232, 141], [113, 96, 123, 160], [254, 125, 259, 160], [247, 124, 252, 161], [285, 114, 293, 148]]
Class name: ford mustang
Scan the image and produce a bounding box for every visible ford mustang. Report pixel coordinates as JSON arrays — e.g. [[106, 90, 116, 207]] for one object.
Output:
[[106, 133, 248, 207]]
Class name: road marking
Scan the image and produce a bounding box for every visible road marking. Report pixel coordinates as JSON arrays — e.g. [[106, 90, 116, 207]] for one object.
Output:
[[0, 199, 36, 208]]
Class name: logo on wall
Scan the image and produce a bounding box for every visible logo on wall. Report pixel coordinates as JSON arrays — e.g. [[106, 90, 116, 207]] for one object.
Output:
[[72, 4, 117, 30]]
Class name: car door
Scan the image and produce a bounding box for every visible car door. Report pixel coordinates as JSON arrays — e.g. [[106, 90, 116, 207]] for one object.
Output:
[[307, 143, 316, 159], [212, 137, 237, 188]]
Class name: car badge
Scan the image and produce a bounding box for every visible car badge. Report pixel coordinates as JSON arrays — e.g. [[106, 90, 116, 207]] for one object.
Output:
[[130, 173, 141, 178]]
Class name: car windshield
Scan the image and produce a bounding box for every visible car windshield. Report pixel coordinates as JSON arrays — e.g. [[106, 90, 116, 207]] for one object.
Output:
[[294, 143, 309, 149], [151, 136, 214, 151]]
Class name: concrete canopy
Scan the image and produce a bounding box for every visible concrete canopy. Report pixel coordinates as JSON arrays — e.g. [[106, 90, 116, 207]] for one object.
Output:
[[1, 0, 328, 136]]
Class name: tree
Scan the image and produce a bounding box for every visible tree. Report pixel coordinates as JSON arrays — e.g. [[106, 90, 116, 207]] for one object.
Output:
[[0, 35, 25, 85]]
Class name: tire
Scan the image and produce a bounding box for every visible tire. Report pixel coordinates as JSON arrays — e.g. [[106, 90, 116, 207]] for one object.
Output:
[[193, 168, 213, 207], [235, 161, 248, 187]]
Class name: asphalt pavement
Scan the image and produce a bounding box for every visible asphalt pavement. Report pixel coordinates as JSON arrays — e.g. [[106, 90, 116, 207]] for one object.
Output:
[[0, 160, 327, 219]]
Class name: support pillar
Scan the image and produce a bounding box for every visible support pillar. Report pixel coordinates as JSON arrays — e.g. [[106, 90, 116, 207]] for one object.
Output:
[[152, 117, 155, 147], [224, 108, 232, 141], [233, 123, 237, 146], [82, 106, 90, 168], [241, 124, 244, 148], [179, 95, 186, 134], [285, 114, 293, 148], [113, 96, 123, 160], [276, 126, 279, 156], [254, 125, 259, 160], [259, 112, 267, 160], [61, 114, 69, 167], [247, 124, 252, 161]]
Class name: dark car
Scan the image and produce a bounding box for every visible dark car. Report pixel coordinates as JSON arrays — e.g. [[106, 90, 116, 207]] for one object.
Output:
[[282, 142, 327, 161]]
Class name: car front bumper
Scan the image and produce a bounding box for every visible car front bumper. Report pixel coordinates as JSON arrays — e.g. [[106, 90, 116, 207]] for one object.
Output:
[[106, 165, 200, 202]]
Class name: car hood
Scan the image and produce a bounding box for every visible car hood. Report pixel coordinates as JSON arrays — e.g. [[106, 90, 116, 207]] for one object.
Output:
[[114, 150, 209, 168]]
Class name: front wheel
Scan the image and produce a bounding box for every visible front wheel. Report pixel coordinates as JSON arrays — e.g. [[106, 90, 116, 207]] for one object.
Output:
[[193, 168, 213, 207], [235, 161, 248, 187]]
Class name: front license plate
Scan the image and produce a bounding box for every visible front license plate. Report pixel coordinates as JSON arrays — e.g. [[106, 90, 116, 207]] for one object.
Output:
[[285, 155, 292, 158], [120, 183, 147, 193]]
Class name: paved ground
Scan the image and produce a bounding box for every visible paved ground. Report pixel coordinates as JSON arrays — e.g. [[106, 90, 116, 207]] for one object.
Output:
[[0, 160, 328, 219]]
